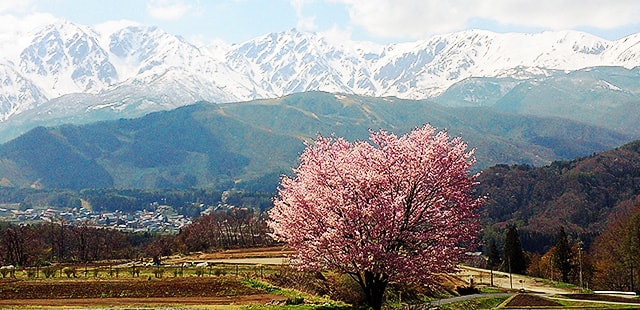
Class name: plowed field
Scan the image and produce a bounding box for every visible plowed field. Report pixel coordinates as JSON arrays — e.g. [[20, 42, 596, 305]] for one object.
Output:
[[0, 276, 285, 307]]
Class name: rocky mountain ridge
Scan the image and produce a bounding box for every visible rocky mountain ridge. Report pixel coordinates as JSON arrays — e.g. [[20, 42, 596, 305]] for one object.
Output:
[[1, 20, 639, 126]]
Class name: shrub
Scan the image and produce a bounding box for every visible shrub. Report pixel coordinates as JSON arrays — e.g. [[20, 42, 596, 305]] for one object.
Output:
[[130, 266, 140, 277], [265, 266, 332, 299], [173, 268, 183, 277], [195, 267, 205, 277], [456, 285, 480, 295], [154, 267, 164, 278], [213, 267, 226, 276], [42, 266, 57, 278], [286, 296, 305, 305], [26, 269, 37, 279], [323, 271, 366, 305], [63, 267, 77, 278]]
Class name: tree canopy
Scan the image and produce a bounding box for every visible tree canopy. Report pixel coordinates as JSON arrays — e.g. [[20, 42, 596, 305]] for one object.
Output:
[[267, 124, 483, 309], [553, 227, 572, 283], [502, 225, 527, 274]]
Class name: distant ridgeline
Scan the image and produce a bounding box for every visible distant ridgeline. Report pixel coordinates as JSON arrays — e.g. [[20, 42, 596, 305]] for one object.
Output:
[[0, 92, 634, 191]]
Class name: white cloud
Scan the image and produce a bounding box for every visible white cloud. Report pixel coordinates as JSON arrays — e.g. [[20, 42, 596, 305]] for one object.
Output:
[[146, 0, 191, 21], [297, 15, 317, 32], [318, 25, 352, 45], [332, 0, 640, 39], [480, 0, 640, 29], [290, 0, 318, 31], [0, 12, 57, 34], [0, 13, 58, 59], [94, 20, 142, 36], [0, 0, 34, 13]]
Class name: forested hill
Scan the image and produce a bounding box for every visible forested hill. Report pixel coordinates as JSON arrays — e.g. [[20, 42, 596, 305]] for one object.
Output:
[[0, 92, 632, 191], [478, 140, 640, 252]]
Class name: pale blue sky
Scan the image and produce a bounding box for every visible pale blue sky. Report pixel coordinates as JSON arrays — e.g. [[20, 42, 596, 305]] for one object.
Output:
[[2, 0, 640, 45]]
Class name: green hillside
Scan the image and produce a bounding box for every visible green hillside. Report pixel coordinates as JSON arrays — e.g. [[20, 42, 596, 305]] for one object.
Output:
[[0, 91, 633, 190], [477, 139, 640, 252], [437, 66, 640, 136]]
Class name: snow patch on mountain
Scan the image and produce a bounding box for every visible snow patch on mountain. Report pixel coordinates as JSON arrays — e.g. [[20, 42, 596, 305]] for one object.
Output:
[[0, 62, 48, 120], [1, 20, 640, 123]]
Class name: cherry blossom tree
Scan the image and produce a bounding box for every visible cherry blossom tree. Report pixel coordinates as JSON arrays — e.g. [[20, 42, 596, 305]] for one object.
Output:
[[267, 124, 483, 309]]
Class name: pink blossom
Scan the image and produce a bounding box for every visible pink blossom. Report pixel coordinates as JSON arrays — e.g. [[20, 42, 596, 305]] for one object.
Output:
[[268, 124, 483, 308]]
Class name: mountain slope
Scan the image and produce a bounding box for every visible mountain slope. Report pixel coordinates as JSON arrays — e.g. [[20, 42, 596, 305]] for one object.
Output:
[[436, 66, 640, 136], [19, 21, 117, 97], [2, 21, 640, 140], [0, 92, 631, 190], [478, 140, 640, 252], [494, 67, 640, 135], [0, 63, 48, 121]]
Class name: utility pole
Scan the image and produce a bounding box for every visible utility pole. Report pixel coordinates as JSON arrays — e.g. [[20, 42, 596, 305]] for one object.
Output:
[[578, 241, 584, 292], [509, 257, 513, 289], [485, 256, 494, 287], [490, 265, 494, 287]]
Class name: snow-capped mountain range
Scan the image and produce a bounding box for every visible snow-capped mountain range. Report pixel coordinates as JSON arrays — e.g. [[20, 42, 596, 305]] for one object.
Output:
[[1, 19, 640, 123]]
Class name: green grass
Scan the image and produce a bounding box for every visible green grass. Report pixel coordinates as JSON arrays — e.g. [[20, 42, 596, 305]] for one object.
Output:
[[243, 278, 285, 294], [242, 278, 350, 309], [244, 304, 353, 310], [479, 286, 505, 294], [437, 296, 510, 310], [535, 278, 577, 290], [553, 298, 640, 309]]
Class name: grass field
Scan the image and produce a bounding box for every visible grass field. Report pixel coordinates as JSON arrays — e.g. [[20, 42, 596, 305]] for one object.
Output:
[[4, 247, 639, 309], [0, 247, 342, 309]]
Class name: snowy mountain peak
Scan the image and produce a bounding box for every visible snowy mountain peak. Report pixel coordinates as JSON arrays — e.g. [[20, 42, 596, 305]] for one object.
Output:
[[18, 20, 117, 97], [0, 63, 47, 121], [1, 20, 640, 125]]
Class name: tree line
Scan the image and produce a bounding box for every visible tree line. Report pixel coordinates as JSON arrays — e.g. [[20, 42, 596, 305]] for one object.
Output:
[[0, 187, 274, 214], [0, 221, 154, 266], [477, 140, 640, 253], [483, 196, 640, 293], [0, 208, 271, 267]]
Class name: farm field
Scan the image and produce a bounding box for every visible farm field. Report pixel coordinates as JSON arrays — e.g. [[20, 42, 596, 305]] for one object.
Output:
[[3, 247, 640, 309], [0, 247, 305, 308], [0, 277, 286, 308]]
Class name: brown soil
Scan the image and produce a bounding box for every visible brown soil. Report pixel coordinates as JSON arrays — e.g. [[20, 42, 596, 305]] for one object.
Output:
[[0, 276, 286, 307], [0, 295, 283, 307], [505, 294, 562, 307], [562, 294, 640, 304]]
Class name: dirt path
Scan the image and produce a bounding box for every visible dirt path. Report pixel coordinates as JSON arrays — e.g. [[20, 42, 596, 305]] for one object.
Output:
[[203, 257, 289, 265], [456, 265, 576, 295]]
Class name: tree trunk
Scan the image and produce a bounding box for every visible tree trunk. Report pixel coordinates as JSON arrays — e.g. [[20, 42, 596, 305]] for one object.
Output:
[[361, 271, 388, 310]]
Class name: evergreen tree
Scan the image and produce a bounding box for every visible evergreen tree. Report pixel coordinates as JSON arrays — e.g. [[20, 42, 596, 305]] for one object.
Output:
[[553, 226, 572, 283], [502, 225, 527, 274], [487, 238, 501, 270], [486, 238, 501, 286]]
